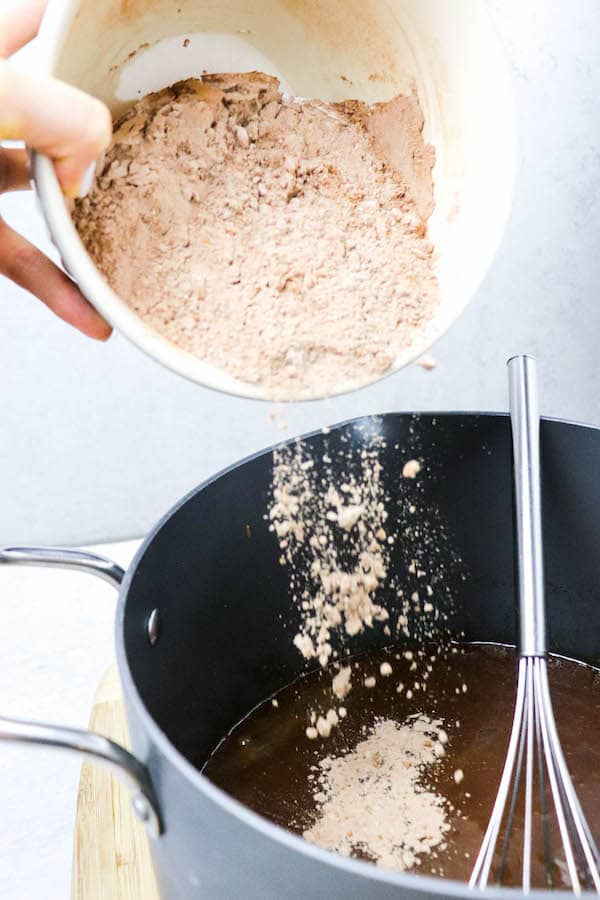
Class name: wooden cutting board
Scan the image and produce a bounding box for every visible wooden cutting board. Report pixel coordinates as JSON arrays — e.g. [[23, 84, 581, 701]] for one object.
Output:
[[71, 665, 160, 900]]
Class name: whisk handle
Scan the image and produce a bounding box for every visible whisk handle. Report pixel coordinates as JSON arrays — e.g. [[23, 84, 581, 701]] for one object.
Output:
[[508, 355, 547, 657]]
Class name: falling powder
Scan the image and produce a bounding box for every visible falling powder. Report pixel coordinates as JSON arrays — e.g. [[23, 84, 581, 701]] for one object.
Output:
[[268, 420, 465, 739], [402, 459, 422, 479], [269, 436, 392, 680], [332, 666, 352, 700]]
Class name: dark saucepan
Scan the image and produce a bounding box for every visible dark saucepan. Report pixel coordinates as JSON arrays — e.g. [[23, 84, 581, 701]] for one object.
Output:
[[1, 413, 599, 899]]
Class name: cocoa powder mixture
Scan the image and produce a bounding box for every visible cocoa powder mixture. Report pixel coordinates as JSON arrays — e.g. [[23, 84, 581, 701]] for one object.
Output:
[[304, 714, 451, 871], [73, 73, 438, 399], [268, 422, 461, 739], [204, 644, 600, 884]]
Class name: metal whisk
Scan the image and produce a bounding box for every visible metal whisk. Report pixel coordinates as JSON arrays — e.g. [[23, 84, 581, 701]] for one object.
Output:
[[470, 355, 600, 894]]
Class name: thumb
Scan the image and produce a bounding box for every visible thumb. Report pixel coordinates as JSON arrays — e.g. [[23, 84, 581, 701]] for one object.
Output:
[[0, 60, 112, 197]]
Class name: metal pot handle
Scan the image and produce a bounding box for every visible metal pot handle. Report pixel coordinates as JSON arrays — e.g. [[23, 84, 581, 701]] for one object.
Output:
[[0, 546, 161, 837]]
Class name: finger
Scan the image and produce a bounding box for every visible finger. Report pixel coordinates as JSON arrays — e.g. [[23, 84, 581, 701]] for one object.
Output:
[[0, 0, 47, 58], [0, 61, 112, 197], [0, 218, 112, 340], [0, 147, 30, 193]]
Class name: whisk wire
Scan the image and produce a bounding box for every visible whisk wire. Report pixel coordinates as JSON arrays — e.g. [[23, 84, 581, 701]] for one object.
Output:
[[470, 655, 600, 894], [534, 658, 581, 893], [496, 661, 529, 885], [469, 664, 527, 889], [534, 675, 554, 890], [523, 660, 535, 892], [537, 660, 600, 892], [471, 357, 599, 894]]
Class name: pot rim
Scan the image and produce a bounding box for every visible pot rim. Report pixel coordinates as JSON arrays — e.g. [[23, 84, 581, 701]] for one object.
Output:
[[115, 410, 599, 897]]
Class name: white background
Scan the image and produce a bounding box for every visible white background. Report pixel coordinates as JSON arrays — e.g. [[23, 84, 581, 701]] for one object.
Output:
[[1, 0, 600, 897]]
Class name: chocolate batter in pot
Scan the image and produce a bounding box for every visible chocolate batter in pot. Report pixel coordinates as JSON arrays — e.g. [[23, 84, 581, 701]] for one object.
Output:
[[203, 644, 600, 887]]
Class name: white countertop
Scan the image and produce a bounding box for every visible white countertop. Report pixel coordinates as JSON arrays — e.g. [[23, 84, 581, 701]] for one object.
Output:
[[0, 540, 141, 900]]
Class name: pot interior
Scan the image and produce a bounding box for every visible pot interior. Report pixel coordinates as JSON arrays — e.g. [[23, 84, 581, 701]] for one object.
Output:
[[121, 413, 600, 771]]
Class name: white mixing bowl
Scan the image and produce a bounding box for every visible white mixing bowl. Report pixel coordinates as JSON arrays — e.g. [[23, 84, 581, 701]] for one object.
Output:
[[33, 0, 517, 400]]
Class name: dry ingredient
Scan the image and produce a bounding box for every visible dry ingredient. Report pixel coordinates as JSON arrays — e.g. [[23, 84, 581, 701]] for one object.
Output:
[[73, 72, 438, 400], [268, 422, 461, 740], [332, 666, 352, 700], [416, 354, 437, 371], [204, 644, 600, 884], [304, 715, 450, 871], [270, 436, 392, 678], [402, 459, 422, 478], [269, 434, 395, 731]]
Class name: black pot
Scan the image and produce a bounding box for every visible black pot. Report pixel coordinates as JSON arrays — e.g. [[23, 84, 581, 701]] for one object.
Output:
[[2, 413, 599, 899]]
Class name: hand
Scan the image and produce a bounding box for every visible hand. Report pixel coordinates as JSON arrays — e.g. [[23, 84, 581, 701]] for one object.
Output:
[[0, 0, 113, 340]]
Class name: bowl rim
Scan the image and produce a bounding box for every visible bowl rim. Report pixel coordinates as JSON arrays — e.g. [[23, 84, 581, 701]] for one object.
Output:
[[33, 0, 518, 403]]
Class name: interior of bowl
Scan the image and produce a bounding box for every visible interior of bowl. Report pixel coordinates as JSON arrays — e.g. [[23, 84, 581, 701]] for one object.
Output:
[[37, 0, 517, 399], [121, 413, 600, 773]]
